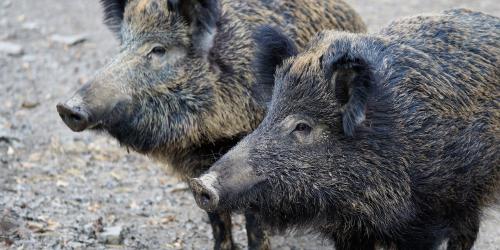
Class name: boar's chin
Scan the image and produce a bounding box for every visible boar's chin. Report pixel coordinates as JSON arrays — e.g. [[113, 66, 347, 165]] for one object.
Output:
[[104, 121, 157, 154], [88, 124, 105, 132], [219, 180, 269, 212], [92, 106, 161, 154]]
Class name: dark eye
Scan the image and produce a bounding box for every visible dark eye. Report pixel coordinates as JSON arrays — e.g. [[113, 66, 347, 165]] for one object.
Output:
[[293, 123, 311, 133], [151, 46, 166, 55], [291, 122, 313, 143]]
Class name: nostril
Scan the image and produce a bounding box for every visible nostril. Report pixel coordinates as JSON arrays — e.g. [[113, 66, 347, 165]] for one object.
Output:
[[200, 192, 212, 206], [58, 105, 84, 121], [190, 178, 220, 211], [69, 113, 82, 122]]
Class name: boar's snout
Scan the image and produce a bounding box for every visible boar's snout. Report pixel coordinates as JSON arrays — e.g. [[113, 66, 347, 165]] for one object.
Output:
[[190, 173, 220, 212], [56, 101, 91, 132], [57, 68, 129, 133], [191, 139, 267, 212]]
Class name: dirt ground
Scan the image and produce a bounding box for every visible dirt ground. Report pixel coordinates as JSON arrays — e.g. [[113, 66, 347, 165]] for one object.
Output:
[[0, 0, 499, 249]]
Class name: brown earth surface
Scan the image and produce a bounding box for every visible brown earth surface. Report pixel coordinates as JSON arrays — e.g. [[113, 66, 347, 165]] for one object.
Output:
[[1, 0, 499, 249]]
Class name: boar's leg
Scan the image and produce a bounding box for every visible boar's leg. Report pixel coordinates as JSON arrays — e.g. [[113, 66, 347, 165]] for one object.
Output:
[[333, 233, 376, 250], [447, 213, 480, 250], [207, 212, 236, 250], [395, 227, 444, 250], [245, 211, 271, 250]]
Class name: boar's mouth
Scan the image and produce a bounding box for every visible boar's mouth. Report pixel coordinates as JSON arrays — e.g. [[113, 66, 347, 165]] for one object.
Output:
[[219, 181, 269, 214], [87, 122, 105, 131]]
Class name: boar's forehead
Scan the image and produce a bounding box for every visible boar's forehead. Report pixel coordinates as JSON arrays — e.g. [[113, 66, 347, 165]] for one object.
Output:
[[121, 0, 189, 46], [269, 54, 335, 120]]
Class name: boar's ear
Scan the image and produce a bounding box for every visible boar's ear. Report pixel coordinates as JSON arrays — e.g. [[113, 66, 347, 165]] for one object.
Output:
[[168, 0, 220, 57], [100, 0, 128, 38], [322, 52, 373, 137], [252, 26, 298, 107]]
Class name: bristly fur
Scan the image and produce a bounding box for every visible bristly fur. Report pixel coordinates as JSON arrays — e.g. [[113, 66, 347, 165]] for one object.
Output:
[[252, 26, 299, 106], [322, 54, 375, 137], [200, 8, 500, 250], [100, 0, 127, 37], [167, 0, 221, 55]]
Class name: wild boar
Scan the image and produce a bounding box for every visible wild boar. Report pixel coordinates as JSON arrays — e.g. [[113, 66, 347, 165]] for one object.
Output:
[[191, 9, 500, 250]]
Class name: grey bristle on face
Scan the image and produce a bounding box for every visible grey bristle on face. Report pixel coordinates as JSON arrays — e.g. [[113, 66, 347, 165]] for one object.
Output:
[[100, 0, 127, 36]]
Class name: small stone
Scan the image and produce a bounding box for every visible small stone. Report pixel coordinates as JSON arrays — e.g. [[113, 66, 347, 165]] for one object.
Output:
[[21, 22, 38, 30], [26, 221, 45, 233], [92, 217, 104, 234], [3, 1, 12, 8], [0, 208, 21, 235], [7, 146, 14, 155], [0, 41, 23, 56], [16, 15, 25, 22], [160, 215, 176, 224], [21, 54, 36, 63], [67, 241, 85, 249], [166, 183, 189, 193], [45, 219, 59, 231], [50, 34, 87, 46], [56, 180, 69, 187], [97, 226, 124, 245], [21, 100, 39, 109]]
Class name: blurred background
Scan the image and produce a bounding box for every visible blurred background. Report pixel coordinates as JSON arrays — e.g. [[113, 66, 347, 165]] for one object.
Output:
[[1, 0, 499, 249]]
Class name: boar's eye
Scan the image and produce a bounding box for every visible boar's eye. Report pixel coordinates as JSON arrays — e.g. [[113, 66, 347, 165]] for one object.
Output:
[[150, 46, 166, 56], [291, 122, 313, 143], [294, 123, 311, 133]]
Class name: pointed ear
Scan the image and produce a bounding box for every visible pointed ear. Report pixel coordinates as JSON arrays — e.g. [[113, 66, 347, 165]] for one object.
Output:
[[168, 0, 220, 57], [252, 26, 298, 106], [100, 0, 128, 38], [322, 52, 373, 137]]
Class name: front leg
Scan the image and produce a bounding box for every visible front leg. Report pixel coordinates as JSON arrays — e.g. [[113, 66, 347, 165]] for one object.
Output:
[[333, 233, 376, 250], [208, 211, 237, 250], [395, 227, 444, 250], [245, 211, 271, 250], [447, 213, 480, 250]]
